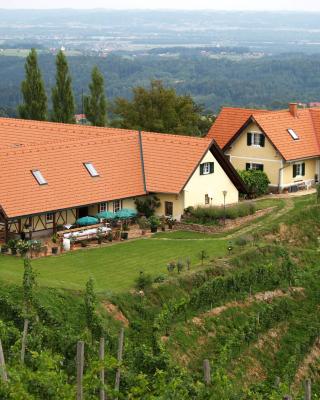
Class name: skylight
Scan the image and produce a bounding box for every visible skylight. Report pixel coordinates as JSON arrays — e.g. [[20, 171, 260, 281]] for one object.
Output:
[[84, 162, 99, 177], [288, 129, 299, 140], [32, 169, 47, 185]]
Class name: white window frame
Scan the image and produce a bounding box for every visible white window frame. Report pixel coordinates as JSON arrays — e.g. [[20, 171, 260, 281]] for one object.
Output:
[[113, 200, 121, 213], [99, 203, 107, 213], [249, 163, 264, 171], [295, 163, 303, 177], [46, 213, 54, 223], [288, 129, 299, 140], [251, 132, 263, 147], [202, 162, 211, 175]]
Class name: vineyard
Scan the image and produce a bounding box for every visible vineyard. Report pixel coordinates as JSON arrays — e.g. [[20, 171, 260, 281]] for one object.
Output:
[[0, 194, 320, 399]]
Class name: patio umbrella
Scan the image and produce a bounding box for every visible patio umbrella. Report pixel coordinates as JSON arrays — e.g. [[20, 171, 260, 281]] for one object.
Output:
[[115, 208, 138, 219], [95, 211, 116, 220], [76, 216, 99, 226]]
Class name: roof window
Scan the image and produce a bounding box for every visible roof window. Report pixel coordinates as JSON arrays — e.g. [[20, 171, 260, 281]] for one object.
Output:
[[84, 162, 99, 177], [288, 129, 299, 140], [32, 169, 47, 185]]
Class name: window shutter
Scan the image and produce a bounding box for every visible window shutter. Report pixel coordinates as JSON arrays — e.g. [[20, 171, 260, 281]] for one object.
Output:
[[209, 162, 214, 173], [246, 163, 251, 171], [247, 133, 252, 146], [260, 135, 265, 147], [302, 163, 305, 176], [259, 164, 264, 171], [293, 165, 297, 178], [200, 164, 204, 175]]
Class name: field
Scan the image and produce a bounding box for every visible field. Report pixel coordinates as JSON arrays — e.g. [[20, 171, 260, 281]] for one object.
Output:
[[1, 193, 320, 399]]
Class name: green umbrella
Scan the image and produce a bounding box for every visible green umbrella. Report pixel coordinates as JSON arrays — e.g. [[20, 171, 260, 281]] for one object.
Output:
[[76, 216, 99, 226], [96, 211, 116, 220], [115, 208, 138, 219]]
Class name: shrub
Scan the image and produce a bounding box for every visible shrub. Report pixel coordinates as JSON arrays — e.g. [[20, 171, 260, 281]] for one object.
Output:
[[154, 274, 167, 283], [238, 169, 270, 197], [234, 236, 249, 247], [186, 202, 256, 224], [135, 195, 161, 218], [135, 271, 153, 291]]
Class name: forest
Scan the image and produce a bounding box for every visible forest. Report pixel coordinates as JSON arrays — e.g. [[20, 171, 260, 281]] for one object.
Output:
[[1, 51, 320, 117]]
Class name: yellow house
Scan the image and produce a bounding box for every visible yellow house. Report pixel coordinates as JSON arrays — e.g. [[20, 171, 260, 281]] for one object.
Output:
[[207, 103, 320, 192], [0, 118, 246, 241]]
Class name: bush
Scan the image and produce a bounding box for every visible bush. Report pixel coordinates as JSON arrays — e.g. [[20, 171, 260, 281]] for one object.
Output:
[[238, 169, 270, 197], [135, 271, 153, 290], [186, 202, 256, 224], [135, 195, 161, 218]]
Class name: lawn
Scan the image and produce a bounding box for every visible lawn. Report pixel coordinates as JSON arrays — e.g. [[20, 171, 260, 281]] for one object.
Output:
[[0, 238, 227, 293]]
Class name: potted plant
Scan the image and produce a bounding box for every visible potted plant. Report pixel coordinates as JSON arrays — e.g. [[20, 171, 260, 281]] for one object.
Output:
[[149, 216, 160, 233], [121, 222, 129, 240], [8, 239, 18, 255], [137, 216, 150, 235], [51, 234, 59, 255], [96, 228, 104, 245], [167, 217, 175, 230], [160, 216, 166, 232], [106, 231, 113, 242], [1, 244, 8, 254]]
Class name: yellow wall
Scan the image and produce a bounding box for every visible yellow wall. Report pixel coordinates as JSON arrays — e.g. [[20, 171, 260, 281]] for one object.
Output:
[[225, 122, 282, 186], [282, 158, 317, 187], [184, 150, 239, 208], [155, 193, 185, 220]]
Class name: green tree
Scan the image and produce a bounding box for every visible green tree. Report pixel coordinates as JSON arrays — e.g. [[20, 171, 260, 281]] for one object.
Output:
[[112, 80, 211, 136], [84, 66, 107, 127], [51, 50, 75, 123], [238, 169, 270, 197], [19, 48, 47, 121]]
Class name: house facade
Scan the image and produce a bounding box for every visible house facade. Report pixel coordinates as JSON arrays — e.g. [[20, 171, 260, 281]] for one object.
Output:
[[207, 103, 320, 191], [0, 118, 246, 242]]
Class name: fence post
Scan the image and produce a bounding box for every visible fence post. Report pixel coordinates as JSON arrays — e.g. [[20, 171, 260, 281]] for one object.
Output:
[[114, 328, 124, 400], [76, 341, 84, 400], [304, 379, 311, 400], [203, 359, 211, 385], [20, 319, 29, 364], [99, 337, 106, 400], [0, 339, 8, 382]]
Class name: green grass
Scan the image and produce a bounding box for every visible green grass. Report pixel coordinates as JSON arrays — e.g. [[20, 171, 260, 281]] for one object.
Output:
[[0, 238, 227, 293]]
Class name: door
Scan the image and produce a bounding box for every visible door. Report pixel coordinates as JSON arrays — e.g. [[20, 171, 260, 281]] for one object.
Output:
[[165, 201, 173, 217], [78, 206, 89, 218]]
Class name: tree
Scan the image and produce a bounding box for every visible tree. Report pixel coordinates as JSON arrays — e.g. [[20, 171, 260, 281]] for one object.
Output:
[[238, 170, 270, 197], [22, 257, 36, 317], [19, 48, 47, 121], [112, 80, 212, 136], [135, 195, 161, 218], [51, 50, 75, 123], [84, 66, 107, 127]]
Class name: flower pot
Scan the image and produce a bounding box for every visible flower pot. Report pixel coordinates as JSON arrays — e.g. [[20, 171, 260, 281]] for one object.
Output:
[[151, 226, 158, 233], [121, 232, 129, 240], [51, 247, 58, 255]]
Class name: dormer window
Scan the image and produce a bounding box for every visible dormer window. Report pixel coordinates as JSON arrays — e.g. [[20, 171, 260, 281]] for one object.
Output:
[[84, 162, 99, 177], [31, 169, 47, 185], [247, 132, 265, 147], [288, 129, 299, 140]]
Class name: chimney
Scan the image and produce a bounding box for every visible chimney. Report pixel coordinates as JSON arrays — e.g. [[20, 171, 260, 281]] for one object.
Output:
[[289, 103, 298, 118]]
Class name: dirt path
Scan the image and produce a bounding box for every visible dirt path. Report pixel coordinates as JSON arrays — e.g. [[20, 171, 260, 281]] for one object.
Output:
[[192, 287, 304, 326], [293, 337, 320, 388]]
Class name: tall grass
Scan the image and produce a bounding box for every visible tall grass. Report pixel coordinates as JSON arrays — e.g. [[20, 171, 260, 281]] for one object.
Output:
[[186, 202, 256, 224]]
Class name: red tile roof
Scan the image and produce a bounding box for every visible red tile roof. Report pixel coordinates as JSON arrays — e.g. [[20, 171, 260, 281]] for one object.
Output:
[[207, 106, 320, 161], [1, 118, 239, 218]]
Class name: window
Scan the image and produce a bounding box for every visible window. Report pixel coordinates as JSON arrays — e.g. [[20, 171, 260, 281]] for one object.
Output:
[[246, 163, 264, 171], [99, 203, 107, 213], [113, 200, 121, 213], [205, 194, 210, 205], [46, 213, 54, 223], [84, 162, 99, 177], [32, 169, 47, 185], [293, 162, 305, 178], [288, 129, 299, 140], [200, 162, 214, 175], [247, 132, 265, 147]]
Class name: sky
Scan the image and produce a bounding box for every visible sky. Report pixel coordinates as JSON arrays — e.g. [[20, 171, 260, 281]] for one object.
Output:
[[1, 0, 320, 11]]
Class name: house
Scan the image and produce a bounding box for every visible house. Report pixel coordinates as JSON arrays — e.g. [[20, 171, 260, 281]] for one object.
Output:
[[0, 117, 246, 241], [207, 103, 320, 192]]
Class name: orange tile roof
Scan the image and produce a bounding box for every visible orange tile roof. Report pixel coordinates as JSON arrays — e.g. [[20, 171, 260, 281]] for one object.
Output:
[[207, 106, 320, 161], [0, 118, 230, 218]]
